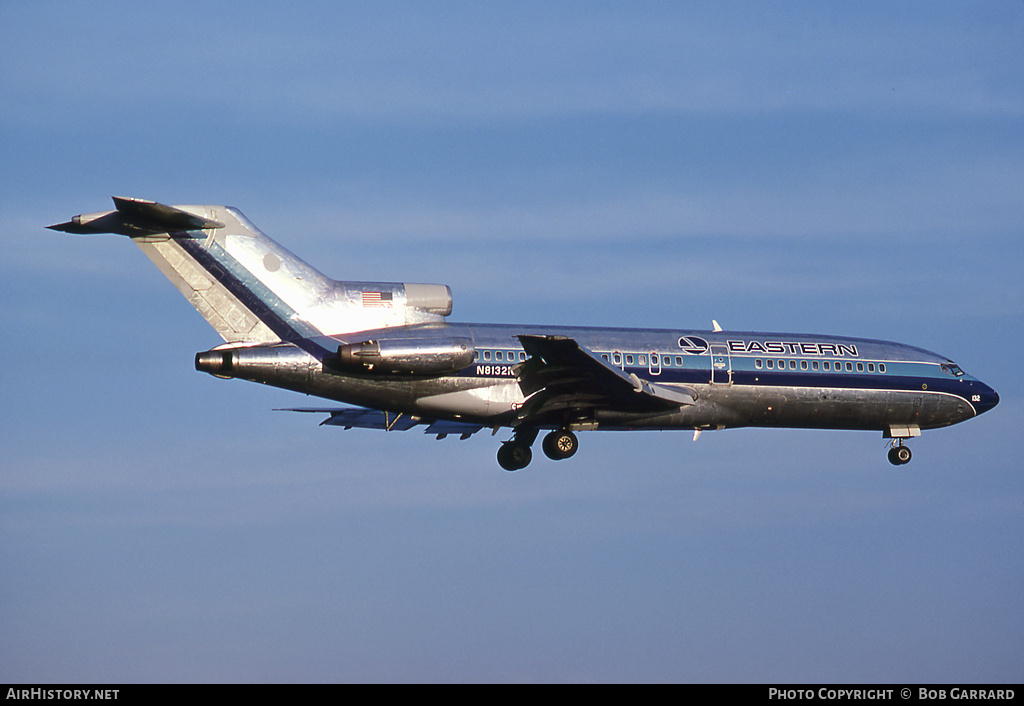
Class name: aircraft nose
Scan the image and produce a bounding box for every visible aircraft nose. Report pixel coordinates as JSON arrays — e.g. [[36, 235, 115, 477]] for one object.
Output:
[[971, 381, 999, 416]]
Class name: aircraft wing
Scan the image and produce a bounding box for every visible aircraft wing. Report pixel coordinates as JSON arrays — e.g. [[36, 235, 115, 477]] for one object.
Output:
[[515, 334, 696, 422], [280, 336, 696, 436], [280, 407, 486, 439]]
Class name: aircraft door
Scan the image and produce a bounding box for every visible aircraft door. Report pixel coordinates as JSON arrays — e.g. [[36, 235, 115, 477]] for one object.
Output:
[[648, 351, 661, 376], [710, 342, 732, 385]]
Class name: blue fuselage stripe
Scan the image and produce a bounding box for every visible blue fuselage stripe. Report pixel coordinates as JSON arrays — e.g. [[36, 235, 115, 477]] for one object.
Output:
[[464, 363, 971, 400], [174, 233, 333, 359]]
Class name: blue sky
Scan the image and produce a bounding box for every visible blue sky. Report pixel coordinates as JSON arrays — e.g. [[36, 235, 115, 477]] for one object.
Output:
[[2, 1, 1022, 683]]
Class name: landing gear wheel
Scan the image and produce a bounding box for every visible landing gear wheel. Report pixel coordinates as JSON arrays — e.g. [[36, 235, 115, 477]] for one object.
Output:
[[497, 442, 533, 471], [888, 445, 912, 466], [542, 430, 578, 460]]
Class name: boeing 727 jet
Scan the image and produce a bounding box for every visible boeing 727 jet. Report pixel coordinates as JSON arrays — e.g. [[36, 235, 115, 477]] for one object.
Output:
[[49, 197, 999, 470]]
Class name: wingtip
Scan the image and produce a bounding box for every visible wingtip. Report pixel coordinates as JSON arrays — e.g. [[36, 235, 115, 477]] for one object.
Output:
[[111, 195, 153, 206]]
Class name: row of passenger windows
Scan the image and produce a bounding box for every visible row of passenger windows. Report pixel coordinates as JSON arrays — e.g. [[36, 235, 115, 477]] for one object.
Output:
[[474, 348, 888, 374], [600, 353, 887, 373], [475, 350, 527, 362], [476, 350, 686, 367], [476, 350, 687, 366], [599, 353, 685, 367], [754, 359, 886, 373]]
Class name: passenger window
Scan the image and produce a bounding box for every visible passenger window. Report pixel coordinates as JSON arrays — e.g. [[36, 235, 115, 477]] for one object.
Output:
[[846, 362, 853, 372], [767, 360, 774, 369], [789, 360, 797, 370], [823, 361, 830, 371], [879, 363, 886, 373], [801, 360, 808, 370], [519, 351, 526, 361], [811, 361, 819, 370], [663, 356, 671, 366], [639, 355, 647, 366], [755, 359, 763, 369], [868, 363, 875, 372], [495, 351, 503, 361], [601, 354, 609, 362], [626, 355, 634, 365], [857, 362, 864, 372], [675, 357, 683, 366], [483, 351, 491, 361], [613, 353, 622, 365]]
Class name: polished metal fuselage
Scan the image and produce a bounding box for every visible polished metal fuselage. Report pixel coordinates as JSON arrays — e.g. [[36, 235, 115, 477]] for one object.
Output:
[[214, 321, 998, 434]]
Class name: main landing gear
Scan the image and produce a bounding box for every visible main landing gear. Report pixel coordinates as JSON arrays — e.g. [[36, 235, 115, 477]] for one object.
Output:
[[887, 440, 912, 466], [542, 430, 579, 461], [497, 440, 533, 471], [497, 429, 579, 471]]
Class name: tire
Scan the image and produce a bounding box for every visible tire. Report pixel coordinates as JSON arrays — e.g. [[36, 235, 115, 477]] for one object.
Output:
[[497, 442, 532, 471], [888, 446, 912, 465], [542, 430, 578, 460]]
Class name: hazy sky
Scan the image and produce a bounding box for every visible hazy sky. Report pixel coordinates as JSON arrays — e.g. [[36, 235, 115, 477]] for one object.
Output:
[[2, 1, 1022, 683]]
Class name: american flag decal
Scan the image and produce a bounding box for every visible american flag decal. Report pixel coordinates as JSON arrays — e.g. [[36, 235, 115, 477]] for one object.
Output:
[[362, 291, 393, 307]]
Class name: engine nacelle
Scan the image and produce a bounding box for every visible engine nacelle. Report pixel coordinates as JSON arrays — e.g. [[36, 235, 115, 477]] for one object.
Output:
[[403, 283, 453, 317], [195, 344, 314, 384], [335, 336, 475, 375]]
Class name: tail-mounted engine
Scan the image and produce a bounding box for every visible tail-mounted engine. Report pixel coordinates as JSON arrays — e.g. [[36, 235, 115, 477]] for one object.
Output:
[[194, 344, 315, 386], [334, 336, 475, 375]]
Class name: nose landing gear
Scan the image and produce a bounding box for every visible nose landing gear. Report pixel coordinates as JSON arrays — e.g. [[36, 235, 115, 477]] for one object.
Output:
[[884, 425, 919, 466], [887, 440, 912, 466]]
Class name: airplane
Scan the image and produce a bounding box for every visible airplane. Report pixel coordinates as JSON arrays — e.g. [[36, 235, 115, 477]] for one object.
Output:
[[49, 197, 999, 470]]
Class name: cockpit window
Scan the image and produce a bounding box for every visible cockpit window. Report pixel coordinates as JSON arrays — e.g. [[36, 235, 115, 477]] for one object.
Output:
[[941, 363, 965, 377]]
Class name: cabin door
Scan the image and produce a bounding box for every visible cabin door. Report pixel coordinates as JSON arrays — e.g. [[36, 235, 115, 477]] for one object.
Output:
[[709, 342, 732, 385], [648, 351, 662, 376]]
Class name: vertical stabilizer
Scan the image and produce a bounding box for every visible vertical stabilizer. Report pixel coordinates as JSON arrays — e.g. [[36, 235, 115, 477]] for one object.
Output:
[[49, 198, 453, 343]]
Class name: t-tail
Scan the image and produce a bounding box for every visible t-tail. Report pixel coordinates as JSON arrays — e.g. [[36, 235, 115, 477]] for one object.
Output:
[[48, 197, 454, 344]]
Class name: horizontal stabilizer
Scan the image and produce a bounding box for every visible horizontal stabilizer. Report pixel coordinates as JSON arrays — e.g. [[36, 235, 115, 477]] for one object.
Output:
[[47, 197, 224, 236]]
